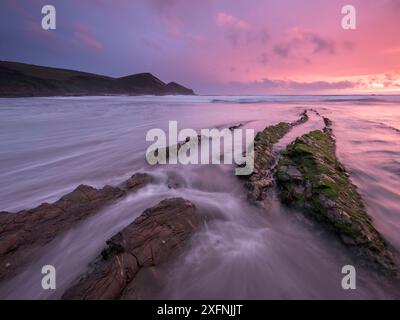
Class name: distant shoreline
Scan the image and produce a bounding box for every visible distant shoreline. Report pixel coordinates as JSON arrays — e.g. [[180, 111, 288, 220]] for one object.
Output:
[[0, 60, 195, 98]]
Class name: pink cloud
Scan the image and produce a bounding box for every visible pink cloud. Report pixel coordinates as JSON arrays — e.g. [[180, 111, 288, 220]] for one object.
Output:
[[215, 13, 249, 30], [165, 16, 183, 37]]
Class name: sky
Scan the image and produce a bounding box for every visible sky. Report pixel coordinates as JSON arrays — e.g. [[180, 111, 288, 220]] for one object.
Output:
[[0, 0, 399, 94]]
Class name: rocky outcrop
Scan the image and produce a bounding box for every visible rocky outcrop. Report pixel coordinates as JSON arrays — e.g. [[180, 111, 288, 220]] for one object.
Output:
[[275, 127, 397, 276], [124, 173, 153, 191], [62, 198, 200, 300], [152, 134, 207, 162], [291, 110, 309, 126], [164, 81, 194, 95], [240, 111, 309, 202], [229, 123, 243, 131], [0, 173, 153, 282], [243, 122, 291, 201]]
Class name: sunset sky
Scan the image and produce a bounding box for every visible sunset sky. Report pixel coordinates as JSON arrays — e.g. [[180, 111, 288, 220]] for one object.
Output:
[[1, 0, 399, 94]]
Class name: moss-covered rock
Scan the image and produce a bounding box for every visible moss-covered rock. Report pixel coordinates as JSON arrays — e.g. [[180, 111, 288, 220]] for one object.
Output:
[[241, 111, 309, 202], [276, 128, 397, 276], [242, 122, 292, 201]]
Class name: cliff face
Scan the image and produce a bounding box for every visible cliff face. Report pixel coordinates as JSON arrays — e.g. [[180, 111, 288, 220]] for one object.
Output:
[[0, 61, 195, 97]]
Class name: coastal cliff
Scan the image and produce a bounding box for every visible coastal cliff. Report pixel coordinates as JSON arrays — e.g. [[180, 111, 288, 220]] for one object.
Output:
[[0, 61, 195, 97]]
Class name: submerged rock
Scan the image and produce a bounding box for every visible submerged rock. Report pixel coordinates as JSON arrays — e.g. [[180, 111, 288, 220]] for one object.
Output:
[[275, 128, 397, 276], [323, 116, 333, 127], [0, 173, 153, 282], [125, 173, 153, 191], [229, 123, 243, 131], [291, 109, 309, 126], [62, 198, 200, 300], [153, 134, 207, 161]]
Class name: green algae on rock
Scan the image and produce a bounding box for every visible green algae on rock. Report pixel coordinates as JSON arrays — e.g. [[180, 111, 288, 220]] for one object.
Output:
[[242, 122, 292, 201], [276, 128, 397, 276], [240, 111, 309, 202]]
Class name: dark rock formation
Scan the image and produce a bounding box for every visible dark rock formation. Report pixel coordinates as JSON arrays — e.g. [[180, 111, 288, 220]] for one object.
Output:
[[164, 81, 194, 95], [152, 134, 207, 162], [243, 122, 292, 201], [323, 116, 333, 128], [291, 109, 309, 126], [229, 123, 243, 131], [125, 173, 153, 191], [0, 173, 153, 282], [62, 198, 200, 300], [240, 111, 309, 202], [275, 128, 397, 276], [0, 61, 194, 97]]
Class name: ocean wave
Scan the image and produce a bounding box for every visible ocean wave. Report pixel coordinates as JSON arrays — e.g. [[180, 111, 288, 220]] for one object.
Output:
[[210, 98, 277, 104], [210, 95, 400, 104], [367, 120, 400, 134]]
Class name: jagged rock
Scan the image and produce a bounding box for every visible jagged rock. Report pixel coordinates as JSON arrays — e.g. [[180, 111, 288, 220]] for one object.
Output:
[[278, 165, 302, 182], [240, 111, 309, 202], [323, 117, 333, 127], [276, 129, 397, 276], [291, 110, 309, 126], [62, 198, 200, 300], [0, 173, 153, 282], [154, 134, 207, 161], [229, 123, 243, 131], [125, 173, 153, 191], [309, 108, 322, 117], [241, 122, 291, 201], [167, 178, 180, 189]]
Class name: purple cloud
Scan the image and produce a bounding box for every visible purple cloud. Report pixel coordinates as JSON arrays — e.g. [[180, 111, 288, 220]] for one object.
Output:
[[273, 28, 336, 59], [273, 44, 290, 58]]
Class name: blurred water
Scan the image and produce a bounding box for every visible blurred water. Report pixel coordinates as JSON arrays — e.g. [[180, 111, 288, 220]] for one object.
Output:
[[0, 95, 399, 299]]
